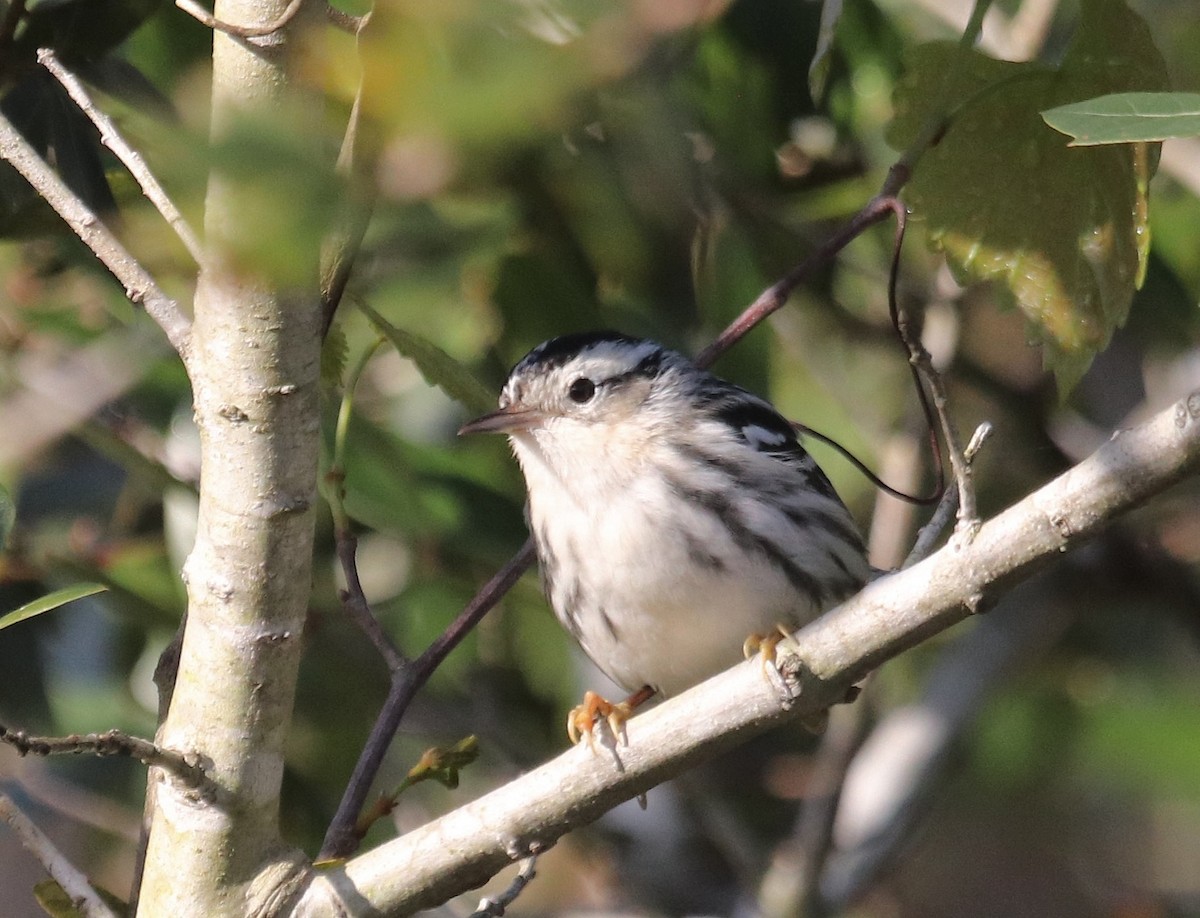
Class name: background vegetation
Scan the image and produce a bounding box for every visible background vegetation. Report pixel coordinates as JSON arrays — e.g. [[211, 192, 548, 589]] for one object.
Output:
[[1, 0, 1198, 914]]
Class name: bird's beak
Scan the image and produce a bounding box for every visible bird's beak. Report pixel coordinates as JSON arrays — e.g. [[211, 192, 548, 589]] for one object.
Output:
[[458, 406, 544, 436]]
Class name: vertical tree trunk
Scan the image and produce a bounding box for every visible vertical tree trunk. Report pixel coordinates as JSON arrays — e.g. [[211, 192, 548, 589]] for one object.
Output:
[[136, 1, 323, 912]]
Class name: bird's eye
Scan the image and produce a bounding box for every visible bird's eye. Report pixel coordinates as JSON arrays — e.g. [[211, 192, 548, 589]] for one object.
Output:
[[567, 378, 596, 404]]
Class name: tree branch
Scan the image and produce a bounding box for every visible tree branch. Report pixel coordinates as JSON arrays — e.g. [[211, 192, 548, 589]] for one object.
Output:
[[293, 390, 1200, 916], [905, 422, 994, 566], [0, 111, 192, 360], [468, 855, 539, 918], [0, 726, 208, 789], [134, 0, 325, 913], [38, 48, 205, 265], [174, 0, 305, 37], [0, 790, 118, 918], [694, 177, 907, 370], [319, 539, 538, 861]]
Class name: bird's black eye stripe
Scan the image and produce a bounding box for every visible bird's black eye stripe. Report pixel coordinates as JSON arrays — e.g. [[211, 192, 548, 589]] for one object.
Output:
[[568, 378, 597, 403]]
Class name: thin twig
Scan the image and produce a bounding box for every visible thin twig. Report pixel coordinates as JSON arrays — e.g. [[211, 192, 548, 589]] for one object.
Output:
[[38, 48, 205, 265], [882, 202, 949, 511], [326, 5, 367, 33], [0, 111, 192, 359], [0, 791, 119, 918], [469, 855, 539, 917], [694, 164, 910, 370], [326, 337, 406, 669], [884, 205, 991, 538], [872, 1, 999, 536], [335, 529, 407, 672], [905, 422, 993, 567], [319, 539, 537, 861], [174, 0, 306, 37], [0, 725, 208, 789]]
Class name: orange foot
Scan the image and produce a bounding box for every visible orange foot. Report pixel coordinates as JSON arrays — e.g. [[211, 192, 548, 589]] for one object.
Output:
[[744, 625, 837, 734], [742, 623, 796, 674], [567, 685, 655, 749]]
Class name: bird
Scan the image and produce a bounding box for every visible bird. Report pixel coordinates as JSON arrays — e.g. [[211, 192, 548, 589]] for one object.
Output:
[[460, 330, 870, 742]]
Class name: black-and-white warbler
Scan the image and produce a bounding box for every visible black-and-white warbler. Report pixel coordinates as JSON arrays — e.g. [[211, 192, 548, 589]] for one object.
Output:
[[461, 331, 869, 737]]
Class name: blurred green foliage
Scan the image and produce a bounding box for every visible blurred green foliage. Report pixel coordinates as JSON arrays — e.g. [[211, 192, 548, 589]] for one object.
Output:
[[0, 0, 1198, 914]]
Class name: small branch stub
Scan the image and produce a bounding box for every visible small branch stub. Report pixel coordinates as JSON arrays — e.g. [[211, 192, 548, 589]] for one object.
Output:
[[0, 724, 208, 789]]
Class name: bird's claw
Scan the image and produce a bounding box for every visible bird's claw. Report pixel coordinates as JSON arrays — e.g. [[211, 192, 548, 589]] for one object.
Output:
[[567, 690, 632, 750], [743, 623, 797, 676]]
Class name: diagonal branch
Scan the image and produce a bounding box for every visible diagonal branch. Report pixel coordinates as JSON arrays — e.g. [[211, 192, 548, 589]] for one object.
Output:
[[293, 389, 1200, 916], [694, 170, 909, 370], [319, 539, 538, 861], [0, 790, 119, 918], [38, 48, 205, 265], [0, 111, 192, 360]]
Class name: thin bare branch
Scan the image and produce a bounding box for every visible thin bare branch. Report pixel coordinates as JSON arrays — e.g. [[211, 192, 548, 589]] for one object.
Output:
[[0, 790, 119, 918], [38, 48, 205, 265], [0, 725, 208, 789], [469, 855, 539, 918], [326, 5, 367, 32], [174, 0, 306, 37], [326, 337, 405, 669], [294, 389, 1200, 916], [0, 111, 192, 359], [335, 528, 406, 673], [694, 167, 909, 370], [319, 539, 538, 861], [905, 422, 993, 566]]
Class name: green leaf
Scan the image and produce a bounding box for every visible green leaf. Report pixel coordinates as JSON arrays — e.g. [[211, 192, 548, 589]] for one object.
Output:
[[358, 302, 495, 415], [889, 0, 1169, 391], [0, 583, 107, 632], [1043, 92, 1200, 145], [399, 736, 480, 792]]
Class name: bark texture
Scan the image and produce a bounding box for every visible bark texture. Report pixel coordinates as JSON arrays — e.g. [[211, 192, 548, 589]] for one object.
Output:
[[136, 2, 324, 913]]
